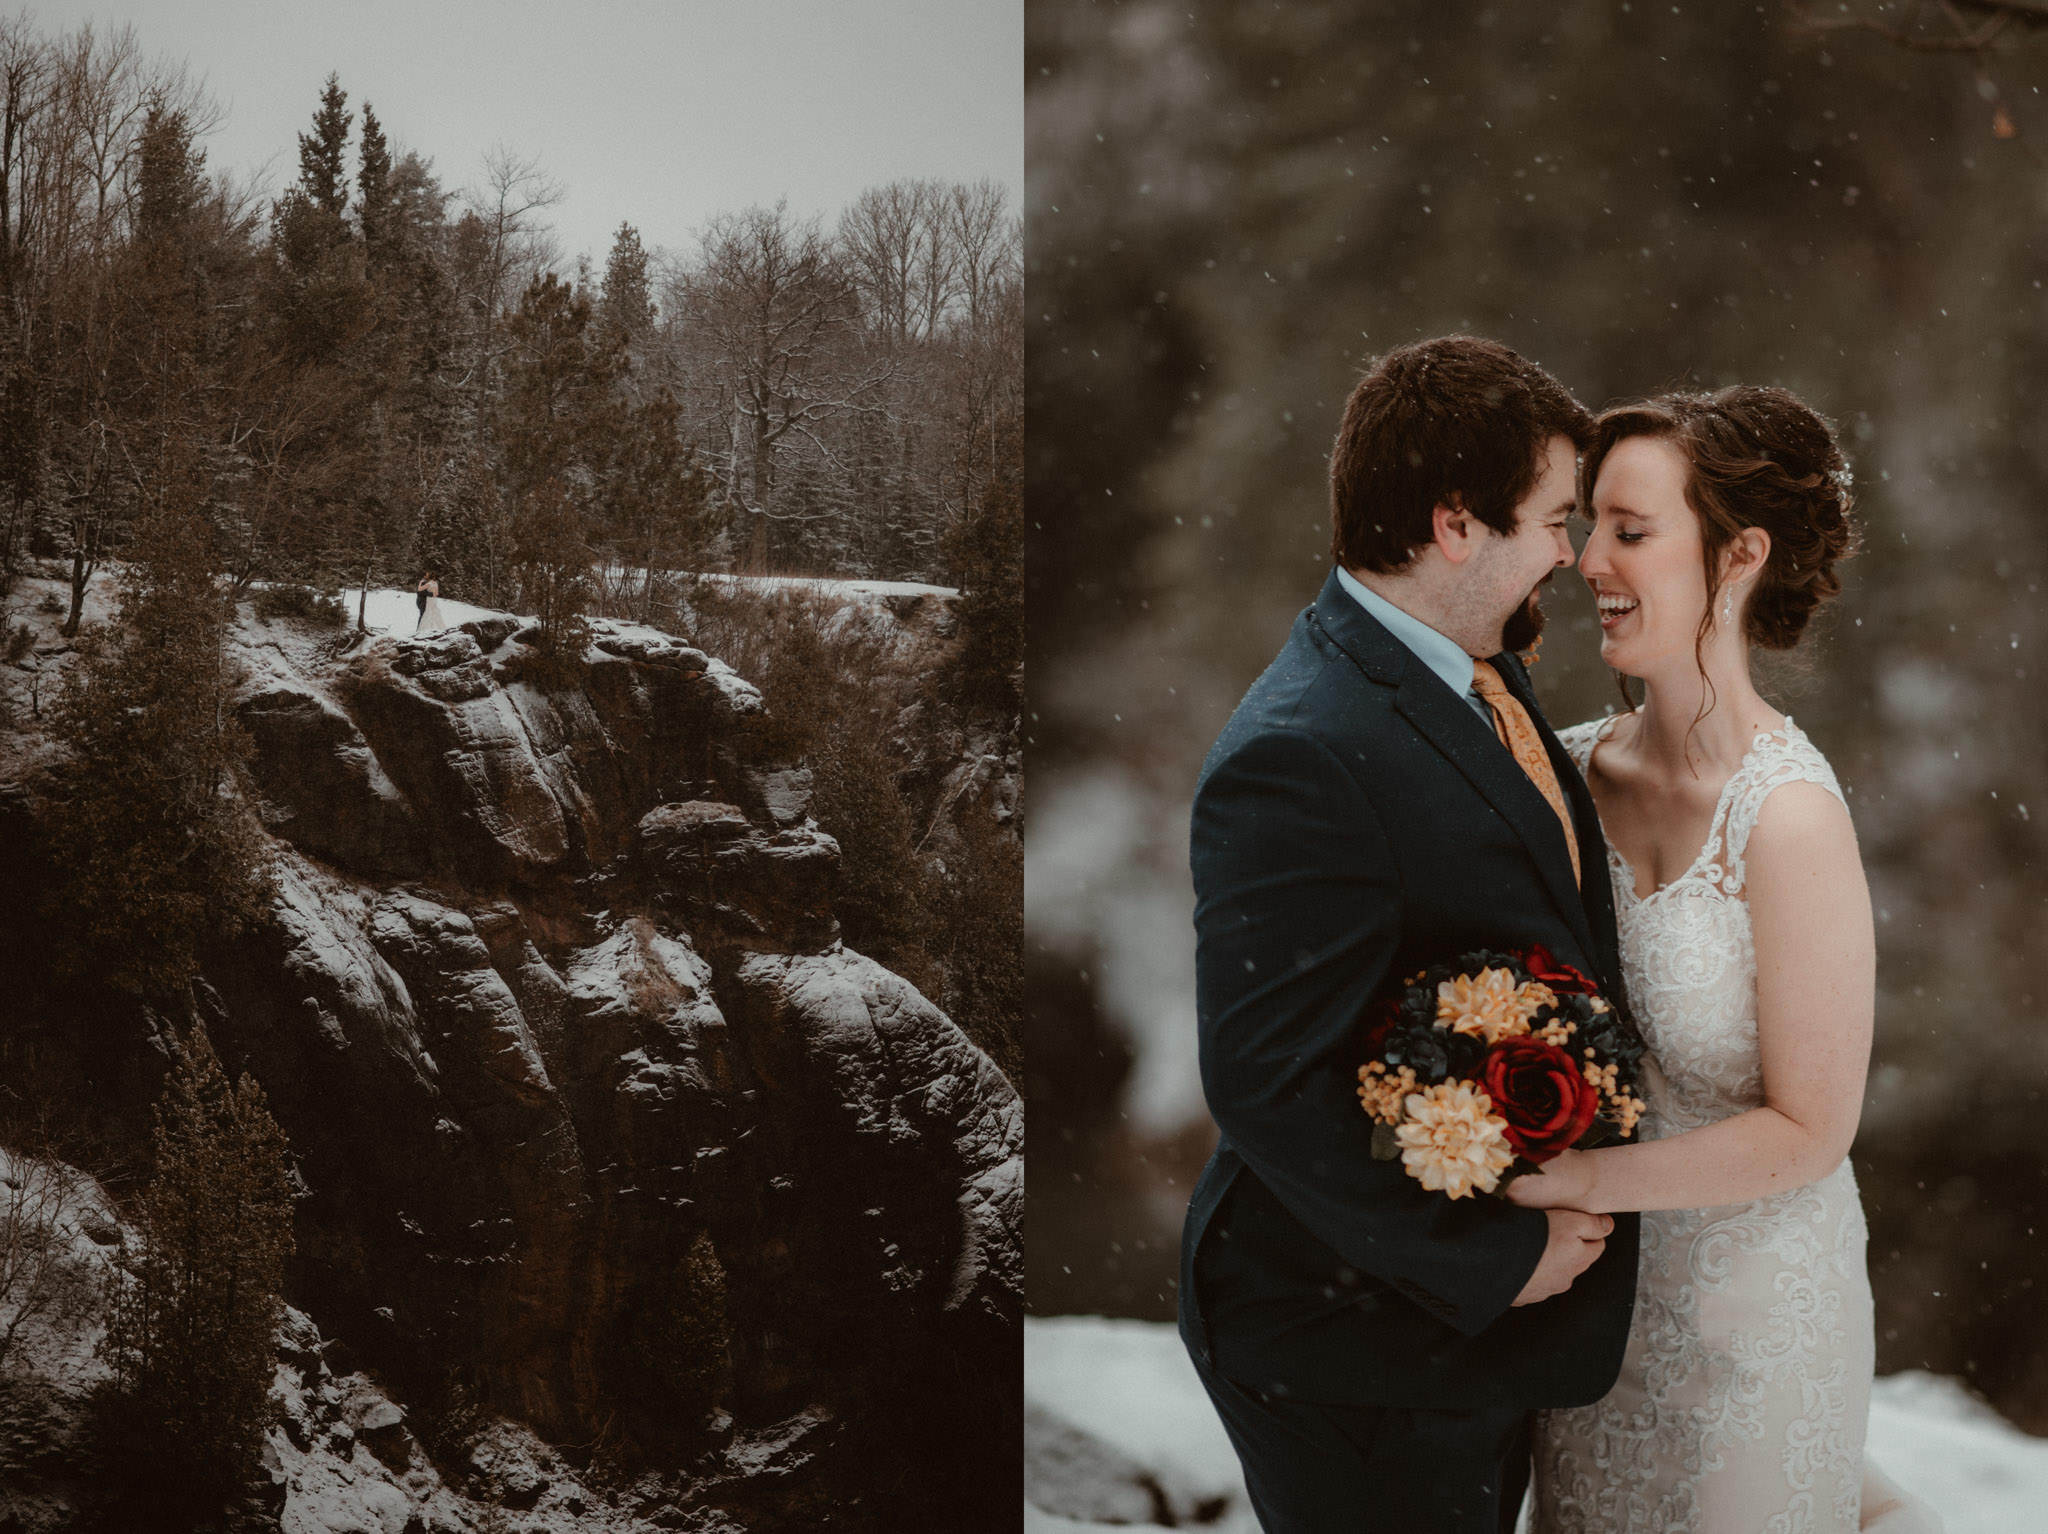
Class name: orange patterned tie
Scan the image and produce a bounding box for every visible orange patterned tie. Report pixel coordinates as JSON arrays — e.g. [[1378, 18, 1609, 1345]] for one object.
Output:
[[1470, 660, 1581, 887]]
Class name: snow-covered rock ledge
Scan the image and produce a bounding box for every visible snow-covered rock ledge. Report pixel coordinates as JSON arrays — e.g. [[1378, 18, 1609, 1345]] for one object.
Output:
[[1024, 1315, 2048, 1534]]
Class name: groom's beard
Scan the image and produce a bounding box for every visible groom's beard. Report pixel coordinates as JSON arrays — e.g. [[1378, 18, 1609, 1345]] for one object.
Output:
[[1500, 586, 1547, 655]]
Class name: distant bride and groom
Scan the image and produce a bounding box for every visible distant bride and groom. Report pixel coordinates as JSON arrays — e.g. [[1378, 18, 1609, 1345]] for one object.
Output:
[[1181, 337, 1940, 1532]]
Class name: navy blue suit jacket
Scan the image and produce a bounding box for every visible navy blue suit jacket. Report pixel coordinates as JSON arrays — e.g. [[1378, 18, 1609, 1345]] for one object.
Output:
[[1179, 569, 1638, 1409]]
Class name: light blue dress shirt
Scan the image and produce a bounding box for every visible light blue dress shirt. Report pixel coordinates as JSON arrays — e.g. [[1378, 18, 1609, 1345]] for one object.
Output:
[[1333, 565, 1491, 723]]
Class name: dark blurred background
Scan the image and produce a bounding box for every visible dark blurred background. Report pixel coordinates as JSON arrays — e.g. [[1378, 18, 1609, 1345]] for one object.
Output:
[[1025, 0, 2048, 1429]]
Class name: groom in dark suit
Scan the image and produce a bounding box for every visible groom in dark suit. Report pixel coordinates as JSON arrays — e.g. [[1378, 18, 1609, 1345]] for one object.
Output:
[[1180, 336, 1637, 1533]]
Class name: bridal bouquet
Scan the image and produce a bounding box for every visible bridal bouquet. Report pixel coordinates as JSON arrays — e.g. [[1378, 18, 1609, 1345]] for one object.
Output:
[[1356, 948, 1649, 1200]]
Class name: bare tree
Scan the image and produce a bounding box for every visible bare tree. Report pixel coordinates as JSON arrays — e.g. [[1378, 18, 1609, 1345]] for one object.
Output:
[[949, 180, 1018, 333], [839, 178, 927, 346], [0, 14, 55, 303], [672, 201, 891, 568], [839, 178, 969, 346], [458, 145, 562, 331], [0, 1143, 103, 1377], [908, 180, 962, 344]]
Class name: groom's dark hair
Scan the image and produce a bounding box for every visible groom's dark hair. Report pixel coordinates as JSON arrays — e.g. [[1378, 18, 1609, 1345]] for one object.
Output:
[[1329, 335, 1593, 573]]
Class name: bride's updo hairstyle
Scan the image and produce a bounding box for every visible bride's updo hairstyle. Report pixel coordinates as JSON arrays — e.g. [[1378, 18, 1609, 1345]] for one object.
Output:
[[1581, 385, 1858, 653]]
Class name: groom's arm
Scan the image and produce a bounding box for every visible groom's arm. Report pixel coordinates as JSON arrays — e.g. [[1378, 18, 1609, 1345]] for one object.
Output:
[[1192, 725, 1549, 1336]]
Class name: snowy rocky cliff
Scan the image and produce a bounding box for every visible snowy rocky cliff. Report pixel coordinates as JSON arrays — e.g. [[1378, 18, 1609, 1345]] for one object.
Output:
[[0, 579, 1021, 1531]]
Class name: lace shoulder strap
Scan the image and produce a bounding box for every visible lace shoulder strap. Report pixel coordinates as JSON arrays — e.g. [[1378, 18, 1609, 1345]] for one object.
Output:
[[1554, 715, 1621, 778], [1711, 721, 1846, 895]]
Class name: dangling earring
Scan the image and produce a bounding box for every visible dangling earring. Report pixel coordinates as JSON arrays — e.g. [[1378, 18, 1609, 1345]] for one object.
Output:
[[1722, 588, 1735, 628]]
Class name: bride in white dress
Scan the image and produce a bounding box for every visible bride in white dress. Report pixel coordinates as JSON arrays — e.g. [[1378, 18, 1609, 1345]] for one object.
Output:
[[415, 570, 447, 635], [1507, 388, 1939, 1533]]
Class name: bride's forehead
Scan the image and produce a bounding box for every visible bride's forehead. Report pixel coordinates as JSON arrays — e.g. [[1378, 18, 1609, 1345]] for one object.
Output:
[[1594, 438, 1691, 506]]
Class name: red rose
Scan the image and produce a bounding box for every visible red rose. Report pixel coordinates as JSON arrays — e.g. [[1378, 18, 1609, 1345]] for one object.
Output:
[[1480, 1036, 1601, 1163], [1523, 944, 1595, 996]]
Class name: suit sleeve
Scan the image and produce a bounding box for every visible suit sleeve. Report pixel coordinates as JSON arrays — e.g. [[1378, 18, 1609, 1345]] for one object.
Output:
[[1191, 725, 1549, 1336]]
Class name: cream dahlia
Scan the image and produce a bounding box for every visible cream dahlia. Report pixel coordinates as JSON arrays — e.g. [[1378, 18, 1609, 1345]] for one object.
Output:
[[1436, 968, 1554, 1044], [1394, 1081, 1516, 1199]]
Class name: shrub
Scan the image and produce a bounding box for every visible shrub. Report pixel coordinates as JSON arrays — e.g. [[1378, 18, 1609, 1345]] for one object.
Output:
[[505, 478, 598, 694], [97, 1029, 295, 1523], [811, 722, 942, 1000], [5, 619, 32, 663], [39, 499, 272, 994], [755, 592, 840, 758], [512, 625, 591, 694], [929, 795, 1023, 1084], [511, 478, 593, 647], [940, 456, 1022, 717], [611, 1228, 733, 1452], [685, 580, 1020, 1058], [732, 591, 948, 990], [251, 583, 345, 625]]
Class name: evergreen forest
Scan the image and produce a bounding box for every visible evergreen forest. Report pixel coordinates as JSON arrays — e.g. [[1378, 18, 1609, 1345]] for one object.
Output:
[[0, 21, 1022, 631]]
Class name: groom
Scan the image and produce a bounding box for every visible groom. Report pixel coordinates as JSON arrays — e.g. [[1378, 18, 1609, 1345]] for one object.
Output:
[[1180, 336, 1637, 1533]]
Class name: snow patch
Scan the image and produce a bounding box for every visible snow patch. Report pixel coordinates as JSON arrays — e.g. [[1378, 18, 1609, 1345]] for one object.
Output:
[[1025, 1315, 2040, 1534], [654, 571, 957, 601], [343, 587, 513, 638]]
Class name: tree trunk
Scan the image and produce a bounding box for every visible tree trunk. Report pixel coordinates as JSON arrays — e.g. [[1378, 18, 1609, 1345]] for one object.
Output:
[[0, 492, 23, 597], [61, 545, 89, 637], [748, 418, 773, 571]]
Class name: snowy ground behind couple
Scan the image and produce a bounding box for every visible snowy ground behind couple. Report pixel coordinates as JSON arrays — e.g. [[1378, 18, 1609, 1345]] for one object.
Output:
[[348, 573, 959, 642], [1025, 1316, 2048, 1534]]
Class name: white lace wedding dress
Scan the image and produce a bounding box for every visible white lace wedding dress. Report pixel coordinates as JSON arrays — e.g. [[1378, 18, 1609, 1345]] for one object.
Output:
[[416, 585, 447, 634], [1530, 718, 1939, 1534]]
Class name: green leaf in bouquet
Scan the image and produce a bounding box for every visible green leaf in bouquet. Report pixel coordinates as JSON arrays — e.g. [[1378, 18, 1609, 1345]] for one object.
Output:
[[1576, 1118, 1619, 1150], [1489, 1160, 1539, 1199], [1371, 1121, 1402, 1161]]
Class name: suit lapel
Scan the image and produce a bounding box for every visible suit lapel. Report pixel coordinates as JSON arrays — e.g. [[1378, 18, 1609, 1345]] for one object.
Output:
[[1491, 651, 1624, 993], [1391, 665, 1597, 957], [1311, 575, 1597, 958]]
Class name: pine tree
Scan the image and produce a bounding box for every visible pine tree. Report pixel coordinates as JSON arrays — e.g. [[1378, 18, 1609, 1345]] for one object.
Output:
[[101, 1028, 296, 1520], [41, 462, 272, 994], [356, 103, 392, 254], [135, 102, 205, 244], [510, 475, 592, 684], [297, 73, 351, 217], [503, 271, 610, 498], [941, 436, 1022, 715], [415, 439, 507, 606], [125, 104, 211, 425], [597, 221, 654, 351], [609, 390, 714, 614]]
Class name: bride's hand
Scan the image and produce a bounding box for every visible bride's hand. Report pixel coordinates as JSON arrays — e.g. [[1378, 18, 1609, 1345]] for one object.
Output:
[[1506, 1148, 1595, 1210]]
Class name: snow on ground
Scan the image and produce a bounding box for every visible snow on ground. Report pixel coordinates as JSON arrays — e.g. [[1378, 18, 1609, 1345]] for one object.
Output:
[[339, 572, 954, 641], [348, 587, 513, 637], [690, 572, 957, 599], [1025, 1315, 2048, 1534], [598, 565, 956, 601]]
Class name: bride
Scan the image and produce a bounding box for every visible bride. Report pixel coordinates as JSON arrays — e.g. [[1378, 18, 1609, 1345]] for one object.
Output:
[[415, 569, 447, 635], [1506, 387, 1939, 1533]]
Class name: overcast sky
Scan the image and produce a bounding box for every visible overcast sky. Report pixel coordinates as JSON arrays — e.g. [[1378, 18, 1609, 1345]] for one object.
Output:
[[21, 0, 1022, 268]]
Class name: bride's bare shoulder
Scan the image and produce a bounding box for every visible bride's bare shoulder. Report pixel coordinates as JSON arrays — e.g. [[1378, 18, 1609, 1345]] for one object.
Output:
[[1740, 780, 1863, 909], [1556, 709, 1636, 771], [1557, 711, 1633, 743]]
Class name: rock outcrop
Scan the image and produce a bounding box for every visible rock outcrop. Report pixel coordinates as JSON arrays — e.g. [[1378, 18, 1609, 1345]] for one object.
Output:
[[0, 592, 1021, 1530]]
